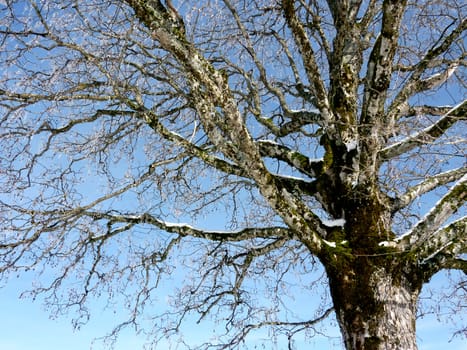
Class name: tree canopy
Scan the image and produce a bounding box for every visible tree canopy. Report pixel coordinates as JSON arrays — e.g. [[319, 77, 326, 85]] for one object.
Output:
[[0, 1, 465, 349]]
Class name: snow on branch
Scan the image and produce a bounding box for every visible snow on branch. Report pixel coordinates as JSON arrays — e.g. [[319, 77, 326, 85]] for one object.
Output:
[[321, 218, 346, 228], [139, 110, 248, 178], [398, 104, 466, 120], [276, 109, 322, 136], [392, 167, 467, 211], [380, 100, 466, 161], [254, 109, 322, 137], [387, 18, 466, 120], [85, 211, 293, 242], [416, 217, 466, 276], [397, 175, 466, 253], [257, 140, 324, 177]]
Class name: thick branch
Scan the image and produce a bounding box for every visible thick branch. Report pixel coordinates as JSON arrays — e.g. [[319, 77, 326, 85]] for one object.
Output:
[[380, 101, 466, 161], [360, 0, 407, 126], [254, 109, 322, 138], [357, 0, 407, 183], [439, 258, 467, 273], [392, 167, 467, 212], [388, 18, 467, 120], [125, 0, 329, 253], [277, 109, 322, 136], [402, 104, 467, 118], [281, 0, 331, 120], [257, 140, 324, 178], [85, 211, 293, 242], [326, 0, 364, 138], [416, 218, 467, 276], [398, 175, 466, 251]]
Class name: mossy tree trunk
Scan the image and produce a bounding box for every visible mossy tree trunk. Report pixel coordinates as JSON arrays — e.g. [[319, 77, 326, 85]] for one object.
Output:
[[327, 261, 421, 350], [317, 186, 426, 350]]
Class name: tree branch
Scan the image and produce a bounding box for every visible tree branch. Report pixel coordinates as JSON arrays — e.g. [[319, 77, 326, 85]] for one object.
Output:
[[357, 0, 407, 183], [388, 18, 467, 120], [134, 109, 249, 178], [358, 0, 379, 34], [439, 258, 467, 274], [299, 0, 332, 64], [416, 218, 467, 277], [85, 211, 293, 242], [222, 0, 293, 124], [125, 0, 329, 253], [281, 0, 331, 120], [401, 104, 467, 118], [360, 0, 407, 127], [380, 100, 466, 161], [257, 140, 324, 178], [398, 175, 466, 252], [214, 306, 334, 350], [326, 0, 365, 138], [0, 86, 114, 104], [392, 167, 467, 212]]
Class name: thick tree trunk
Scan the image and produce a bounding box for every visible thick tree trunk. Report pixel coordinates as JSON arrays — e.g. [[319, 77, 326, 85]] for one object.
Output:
[[326, 261, 422, 350]]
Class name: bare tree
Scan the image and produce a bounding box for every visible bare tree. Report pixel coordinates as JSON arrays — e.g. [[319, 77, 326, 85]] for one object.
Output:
[[0, 0, 465, 349]]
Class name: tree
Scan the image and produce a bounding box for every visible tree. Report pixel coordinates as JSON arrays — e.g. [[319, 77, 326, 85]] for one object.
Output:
[[0, 0, 465, 349]]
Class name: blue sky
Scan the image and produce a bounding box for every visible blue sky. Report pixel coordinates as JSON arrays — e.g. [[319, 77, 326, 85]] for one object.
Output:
[[0, 269, 465, 349]]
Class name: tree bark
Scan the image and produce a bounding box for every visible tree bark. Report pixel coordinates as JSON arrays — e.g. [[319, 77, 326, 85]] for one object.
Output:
[[326, 259, 422, 350]]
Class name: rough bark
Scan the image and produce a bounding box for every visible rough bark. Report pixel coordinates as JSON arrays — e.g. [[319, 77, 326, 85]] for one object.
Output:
[[327, 263, 421, 350], [316, 181, 423, 349]]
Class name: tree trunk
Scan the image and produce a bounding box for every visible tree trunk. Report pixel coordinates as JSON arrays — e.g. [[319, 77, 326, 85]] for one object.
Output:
[[326, 260, 422, 350]]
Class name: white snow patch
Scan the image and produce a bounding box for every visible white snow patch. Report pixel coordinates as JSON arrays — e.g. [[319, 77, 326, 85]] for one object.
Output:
[[395, 230, 412, 243], [421, 243, 451, 264], [345, 140, 358, 152], [290, 108, 320, 114], [258, 139, 280, 146], [164, 222, 194, 229], [379, 241, 397, 248], [323, 240, 336, 248], [272, 173, 308, 182], [322, 218, 346, 227]]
